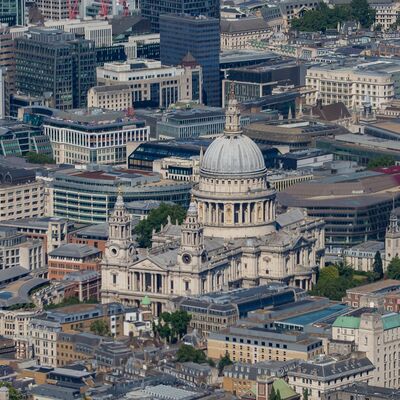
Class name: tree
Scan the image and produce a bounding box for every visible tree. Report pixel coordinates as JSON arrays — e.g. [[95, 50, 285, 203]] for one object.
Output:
[[176, 344, 207, 363], [373, 251, 384, 280], [217, 354, 233, 375], [303, 388, 309, 400], [25, 152, 55, 164], [155, 311, 191, 343], [367, 155, 395, 169], [0, 382, 22, 400], [387, 256, 400, 280], [350, 0, 375, 28], [90, 319, 110, 336], [134, 203, 186, 248]]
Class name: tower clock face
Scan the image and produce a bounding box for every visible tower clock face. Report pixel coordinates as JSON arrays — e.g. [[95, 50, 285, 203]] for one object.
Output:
[[110, 246, 119, 257], [182, 253, 192, 264]]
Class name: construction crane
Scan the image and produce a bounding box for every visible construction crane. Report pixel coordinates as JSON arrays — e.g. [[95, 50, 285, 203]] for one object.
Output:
[[67, 0, 79, 19]]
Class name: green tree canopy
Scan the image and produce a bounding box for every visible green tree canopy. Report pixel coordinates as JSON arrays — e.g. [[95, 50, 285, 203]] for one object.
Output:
[[373, 251, 384, 280], [25, 152, 55, 164], [176, 344, 207, 363], [367, 155, 395, 169], [90, 319, 110, 336], [350, 0, 375, 28], [387, 256, 400, 280], [155, 311, 192, 343], [218, 354, 233, 375], [0, 382, 22, 400], [303, 388, 309, 400], [134, 203, 186, 247]]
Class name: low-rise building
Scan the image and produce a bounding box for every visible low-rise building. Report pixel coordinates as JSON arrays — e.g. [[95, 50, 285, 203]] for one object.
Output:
[[63, 270, 101, 302], [163, 362, 218, 387], [153, 156, 200, 182], [322, 382, 400, 400], [95, 341, 132, 372], [343, 241, 385, 273], [48, 243, 102, 280], [207, 325, 324, 363], [87, 84, 133, 111], [288, 356, 374, 400]]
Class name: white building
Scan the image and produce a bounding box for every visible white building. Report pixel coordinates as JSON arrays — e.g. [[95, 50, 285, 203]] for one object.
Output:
[[44, 19, 112, 47], [373, 0, 400, 31], [43, 108, 149, 165], [332, 312, 400, 388], [123, 34, 160, 60], [153, 156, 200, 182], [35, 0, 69, 20], [96, 58, 203, 108], [306, 64, 395, 110]]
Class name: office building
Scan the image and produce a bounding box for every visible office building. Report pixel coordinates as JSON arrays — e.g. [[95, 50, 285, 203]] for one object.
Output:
[[0, 166, 45, 222], [15, 28, 96, 110], [124, 33, 160, 60], [0, 226, 44, 271], [288, 356, 374, 400], [43, 108, 149, 165], [0, 0, 25, 26], [52, 166, 191, 223], [0, 120, 52, 157], [44, 19, 112, 48], [278, 170, 400, 248], [207, 325, 324, 363], [0, 25, 15, 117], [153, 156, 200, 182], [87, 85, 133, 111], [34, 0, 69, 20], [141, 0, 220, 33], [323, 382, 400, 400], [332, 312, 400, 388], [306, 63, 395, 110], [223, 61, 304, 107], [48, 243, 102, 280], [96, 58, 202, 108], [160, 14, 220, 107], [343, 241, 385, 273]]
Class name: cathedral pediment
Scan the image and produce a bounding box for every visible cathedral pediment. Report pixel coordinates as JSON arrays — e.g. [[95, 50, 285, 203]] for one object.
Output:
[[291, 236, 310, 249]]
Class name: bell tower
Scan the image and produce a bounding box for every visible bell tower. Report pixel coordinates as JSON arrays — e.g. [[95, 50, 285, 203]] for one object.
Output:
[[178, 199, 207, 270], [104, 191, 137, 264]]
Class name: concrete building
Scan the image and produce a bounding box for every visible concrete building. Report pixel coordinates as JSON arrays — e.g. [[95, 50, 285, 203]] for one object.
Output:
[[48, 243, 102, 280], [63, 270, 101, 302], [43, 108, 149, 165], [288, 356, 374, 400], [306, 64, 395, 110], [323, 382, 400, 400], [153, 156, 200, 182], [160, 14, 220, 107], [96, 58, 202, 108], [52, 166, 191, 223], [87, 84, 133, 111], [332, 312, 400, 388], [207, 325, 324, 363], [0, 226, 44, 271], [0, 166, 45, 222], [15, 28, 96, 110], [343, 241, 385, 272], [44, 19, 112, 47], [0, 0, 25, 26], [34, 0, 69, 20], [373, 0, 400, 31], [123, 33, 160, 60], [0, 24, 15, 117], [220, 18, 271, 50]]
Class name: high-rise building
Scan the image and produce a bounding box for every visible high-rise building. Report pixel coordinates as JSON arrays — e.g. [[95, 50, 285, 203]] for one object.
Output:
[[0, 0, 25, 26], [34, 0, 69, 20], [0, 24, 15, 116], [160, 14, 221, 107], [15, 28, 96, 110], [141, 0, 220, 33]]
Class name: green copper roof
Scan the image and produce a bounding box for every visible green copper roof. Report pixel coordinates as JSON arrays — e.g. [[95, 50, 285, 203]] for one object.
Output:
[[141, 295, 151, 306], [383, 313, 400, 330], [332, 316, 360, 329], [273, 379, 298, 400]]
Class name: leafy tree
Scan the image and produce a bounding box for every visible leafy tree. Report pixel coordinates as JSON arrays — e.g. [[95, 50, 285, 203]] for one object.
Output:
[[217, 354, 233, 375], [387, 256, 400, 280], [350, 0, 375, 28], [373, 251, 384, 280], [90, 319, 110, 336], [176, 344, 207, 363], [155, 311, 191, 343], [367, 155, 395, 169], [303, 388, 309, 400], [0, 382, 22, 400], [25, 152, 55, 164], [134, 203, 186, 248]]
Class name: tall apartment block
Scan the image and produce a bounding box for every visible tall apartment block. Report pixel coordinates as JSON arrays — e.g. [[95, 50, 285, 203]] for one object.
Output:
[[141, 0, 220, 32], [160, 14, 221, 107], [0, 0, 25, 26], [15, 28, 96, 110]]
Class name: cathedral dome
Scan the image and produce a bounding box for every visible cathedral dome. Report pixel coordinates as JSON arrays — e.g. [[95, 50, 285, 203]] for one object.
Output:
[[201, 133, 266, 177]]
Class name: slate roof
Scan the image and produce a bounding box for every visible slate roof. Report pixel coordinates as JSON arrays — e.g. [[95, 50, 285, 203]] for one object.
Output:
[[221, 17, 270, 33], [30, 384, 81, 400], [311, 102, 351, 122], [49, 244, 101, 259]]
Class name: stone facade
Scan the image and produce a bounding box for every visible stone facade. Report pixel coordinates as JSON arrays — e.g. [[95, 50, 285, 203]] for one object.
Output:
[[101, 92, 325, 315]]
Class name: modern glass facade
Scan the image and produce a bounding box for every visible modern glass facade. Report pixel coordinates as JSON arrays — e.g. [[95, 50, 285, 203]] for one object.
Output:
[[0, 0, 25, 26], [160, 14, 221, 107], [141, 0, 220, 33]]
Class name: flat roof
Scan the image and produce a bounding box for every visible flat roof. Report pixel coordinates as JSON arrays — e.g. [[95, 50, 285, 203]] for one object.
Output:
[[346, 279, 400, 295]]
